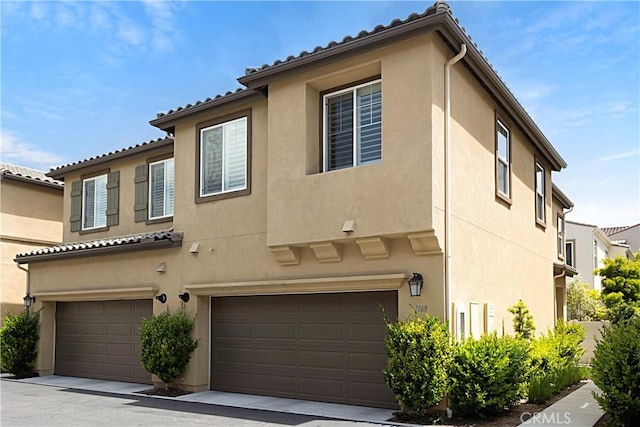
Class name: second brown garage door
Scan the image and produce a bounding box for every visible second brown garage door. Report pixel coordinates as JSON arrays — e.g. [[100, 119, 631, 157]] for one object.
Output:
[[55, 300, 152, 384], [211, 291, 398, 408]]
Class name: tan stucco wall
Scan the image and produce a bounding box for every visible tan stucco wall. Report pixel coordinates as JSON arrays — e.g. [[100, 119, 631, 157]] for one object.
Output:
[[1, 179, 63, 319], [27, 32, 564, 389]]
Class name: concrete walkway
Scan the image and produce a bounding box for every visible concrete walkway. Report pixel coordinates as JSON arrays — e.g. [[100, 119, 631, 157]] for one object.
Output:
[[518, 380, 604, 427], [6, 375, 604, 426]]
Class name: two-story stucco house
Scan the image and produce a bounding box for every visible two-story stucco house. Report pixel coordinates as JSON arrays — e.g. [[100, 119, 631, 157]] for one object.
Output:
[[566, 220, 633, 291], [16, 2, 573, 409], [1, 163, 63, 319]]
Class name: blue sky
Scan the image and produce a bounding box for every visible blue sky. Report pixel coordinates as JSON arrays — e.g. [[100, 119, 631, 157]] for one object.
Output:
[[1, 1, 638, 227]]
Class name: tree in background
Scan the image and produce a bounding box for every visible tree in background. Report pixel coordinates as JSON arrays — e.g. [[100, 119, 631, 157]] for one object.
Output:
[[508, 300, 535, 339], [596, 252, 640, 324], [566, 279, 606, 321]]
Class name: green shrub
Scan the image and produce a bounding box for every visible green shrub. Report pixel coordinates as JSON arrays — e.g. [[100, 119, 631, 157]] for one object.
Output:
[[591, 316, 640, 426], [383, 313, 451, 416], [528, 364, 586, 404], [448, 333, 530, 418], [139, 308, 198, 388], [530, 320, 585, 375], [508, 300, 536, 339], [0, 309, 40, 378]]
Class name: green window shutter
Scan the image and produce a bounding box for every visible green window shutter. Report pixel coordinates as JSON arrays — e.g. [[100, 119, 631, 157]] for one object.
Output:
[[106, 171, 120, 226], [134, 164, 149, 222], [70, 180, 82, 232]]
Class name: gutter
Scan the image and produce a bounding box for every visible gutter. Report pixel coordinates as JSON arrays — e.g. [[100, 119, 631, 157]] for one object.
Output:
[[444, 43, 467, 329], [16, 263, 30, 303]]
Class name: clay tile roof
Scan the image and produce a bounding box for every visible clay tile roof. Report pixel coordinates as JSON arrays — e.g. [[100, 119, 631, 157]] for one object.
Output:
[[47, 137, 173, 179], [15, 230, 183, 263], [153, 87, 250, 120], [0, 162, 64, 189], [241, 1, 450, 78], [602, 225, 637, 236]]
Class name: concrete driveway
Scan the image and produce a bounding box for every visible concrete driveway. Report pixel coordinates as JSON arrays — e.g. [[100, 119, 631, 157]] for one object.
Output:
[[1, 379, 386, 427]]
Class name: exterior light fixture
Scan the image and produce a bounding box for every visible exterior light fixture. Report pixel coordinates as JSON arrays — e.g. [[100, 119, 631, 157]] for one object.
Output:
[[155, 293, 167, 304], [178, 292, 190, 303], [408, 273, 424, 297], [23, 293, 36, 309]]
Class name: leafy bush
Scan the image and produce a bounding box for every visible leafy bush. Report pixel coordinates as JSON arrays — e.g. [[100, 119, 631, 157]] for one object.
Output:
[[591, 316, 640, 426], [567, 279, 606, 321], [530, 320, 585, 375], [597, 253, 640, 325], [0, 309, 40, 378], [139, 308, 198, 388], [383, 312, 451, 416], [508, 300, 536, 339], [448, 333, 530, 418]]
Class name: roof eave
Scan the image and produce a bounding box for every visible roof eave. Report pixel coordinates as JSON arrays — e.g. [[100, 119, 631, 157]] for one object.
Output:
[[0, 172, 64, 190], [14, 238, 182, 264], [435, 17, 567, 171], [47, 138, 174, 180], [238, 12, 448, 89], [552, 184, 574, 209], [149, 90, 266, 132]]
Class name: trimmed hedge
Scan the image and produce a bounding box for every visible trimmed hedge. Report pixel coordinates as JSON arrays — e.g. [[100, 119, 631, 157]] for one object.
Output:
[[448, 333, 530, 418], [139, 308, 198, 388], [383, 313, 451, 416], [591, 316, 640, 426], [0, 309, 40, 378]]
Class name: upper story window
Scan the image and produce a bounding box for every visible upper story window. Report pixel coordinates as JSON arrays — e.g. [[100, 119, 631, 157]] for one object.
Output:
[[197, 111, 250, 202], [496, 119, 510, 200], [557, 215, 564, 259], [70, 170, 119, 233], [565, 241, 574, 267], [149, 158, 174, 220], [83, 174, 108, 230], [593, 239, 598, 269], [134, 156, 174, 223], [535, 162, 546, 224], [323, 80, 381, 172]]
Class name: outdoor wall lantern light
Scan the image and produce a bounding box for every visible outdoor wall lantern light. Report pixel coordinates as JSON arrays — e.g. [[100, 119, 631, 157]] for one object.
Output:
[[155, 293, 167, 304], [23, 293, 36, 309], [178, 292, 190, 303], [408, 273, 424, 297]]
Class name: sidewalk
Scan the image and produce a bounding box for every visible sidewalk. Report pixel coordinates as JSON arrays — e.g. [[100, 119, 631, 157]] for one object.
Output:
[[518, 380, 603, 427]]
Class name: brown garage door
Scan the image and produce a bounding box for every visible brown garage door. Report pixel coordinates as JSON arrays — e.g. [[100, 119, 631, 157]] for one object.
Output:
[[211, 291, 398, 408], [55, 300, 152, 384]]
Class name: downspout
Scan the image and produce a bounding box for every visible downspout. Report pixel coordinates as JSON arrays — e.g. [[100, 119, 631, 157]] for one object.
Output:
[[444, 44, 467, 329], [16, 262, 30, 305]]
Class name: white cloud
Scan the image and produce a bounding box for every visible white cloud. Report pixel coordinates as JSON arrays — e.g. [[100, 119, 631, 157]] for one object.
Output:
[[0, 131, 66, 170], [596, 149, 640, 163]]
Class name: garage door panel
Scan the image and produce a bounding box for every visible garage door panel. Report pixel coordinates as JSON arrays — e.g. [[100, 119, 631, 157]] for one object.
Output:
[[211, 291, 398, 408], [55, 300, 152, 384]]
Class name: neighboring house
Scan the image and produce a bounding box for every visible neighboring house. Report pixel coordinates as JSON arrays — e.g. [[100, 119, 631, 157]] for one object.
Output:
[[602, 224, 640, 254], [565, 220, 633, 291], [15, 2, 573, 409], [0, 163, 63, 319]]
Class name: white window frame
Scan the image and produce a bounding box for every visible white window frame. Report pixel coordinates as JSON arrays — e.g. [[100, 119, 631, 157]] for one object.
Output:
[[322, 79, 382, 172], [199, 116, 248, 198], [535, 162, 546, 223], [496, 120, 510, 198], [82, 174, 108, 230], [149, 158, 174, 220], [557, 215, 564, 259], [565, 241, 575, 267]]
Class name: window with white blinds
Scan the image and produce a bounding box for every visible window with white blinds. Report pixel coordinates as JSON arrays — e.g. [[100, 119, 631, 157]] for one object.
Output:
[[200, 117, 247, 197], [496, 120, 510, 198], [323, 80, 381, 171], [149, 158, 174, 219], [535, 162, 546, 223], [82, 174, 108, 230]]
